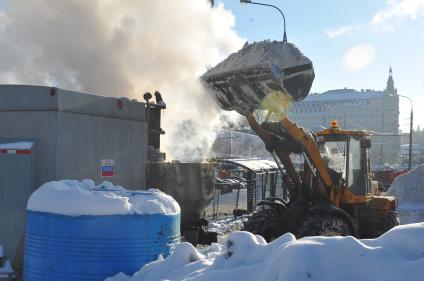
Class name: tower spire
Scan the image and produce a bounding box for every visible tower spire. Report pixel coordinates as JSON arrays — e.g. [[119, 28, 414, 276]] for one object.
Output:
[[386, 65, 395, 95]]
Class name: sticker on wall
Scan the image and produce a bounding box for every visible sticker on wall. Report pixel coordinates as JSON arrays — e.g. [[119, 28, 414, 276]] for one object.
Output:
[[101, 159, 115, 177]]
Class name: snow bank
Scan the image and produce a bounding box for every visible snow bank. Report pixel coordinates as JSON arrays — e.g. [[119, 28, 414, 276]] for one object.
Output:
[[27, 180, 180, 216], [0, 141, 33, 149], [106, 223, 424, 281], [386, 165, 424, 223], [0, 260, 14, 274], [208, 216, 247, 237]]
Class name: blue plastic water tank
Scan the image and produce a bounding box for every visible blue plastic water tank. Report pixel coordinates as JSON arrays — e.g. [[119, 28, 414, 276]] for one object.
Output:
[[24, 210, 180, 281]]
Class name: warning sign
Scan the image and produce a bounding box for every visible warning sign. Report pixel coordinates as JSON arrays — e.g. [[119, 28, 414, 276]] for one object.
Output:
[[101, 159, 115, 177]]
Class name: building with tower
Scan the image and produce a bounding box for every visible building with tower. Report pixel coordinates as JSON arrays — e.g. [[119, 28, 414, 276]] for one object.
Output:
[[288, 67, 400, 166]]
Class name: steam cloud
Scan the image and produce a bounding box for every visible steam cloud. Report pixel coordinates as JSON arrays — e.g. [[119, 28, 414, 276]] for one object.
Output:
[[0, 0, 244, 161]]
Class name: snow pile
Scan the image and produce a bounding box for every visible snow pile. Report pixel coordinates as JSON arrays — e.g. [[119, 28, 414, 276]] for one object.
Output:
[[208, 216, 248, 237], [27, 180, 180, 216], [0, 141, 33, 149], [0, 260, 13, 274], [386, 165, 424, 223], [106, 223, 424, 281], [0, 245, 13, 276]]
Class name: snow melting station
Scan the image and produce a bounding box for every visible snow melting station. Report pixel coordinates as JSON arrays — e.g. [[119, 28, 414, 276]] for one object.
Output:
[[24, 180, 180, 281]]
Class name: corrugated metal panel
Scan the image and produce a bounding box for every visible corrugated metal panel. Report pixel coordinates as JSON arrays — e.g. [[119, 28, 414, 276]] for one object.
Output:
[[55, 112, 147, 188], [57, 88, 147, 121], [0, 85, 147, 121], [0, 86, 149, 189], [0, 139, 37, 269], [0, 85, 57, 111]]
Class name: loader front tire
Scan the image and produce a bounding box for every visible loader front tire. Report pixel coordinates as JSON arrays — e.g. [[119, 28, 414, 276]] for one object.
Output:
[[297, 214, 353, 238], [243, 208, 280, 242]]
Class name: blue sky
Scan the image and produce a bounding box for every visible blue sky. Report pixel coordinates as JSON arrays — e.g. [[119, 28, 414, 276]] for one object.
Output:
[[218, 0, 424, 131]]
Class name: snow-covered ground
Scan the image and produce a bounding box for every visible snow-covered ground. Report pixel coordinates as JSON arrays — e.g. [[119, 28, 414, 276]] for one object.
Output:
[[386, 165, 424, 224], [208, 216, 248, 243], [106, 223, 424, 281], [0, 245, 14, 277], [27, 179, 180, 216]]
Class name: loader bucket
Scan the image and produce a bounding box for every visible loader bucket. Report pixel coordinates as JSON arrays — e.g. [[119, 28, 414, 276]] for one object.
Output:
[[201, 41, 314, 115]]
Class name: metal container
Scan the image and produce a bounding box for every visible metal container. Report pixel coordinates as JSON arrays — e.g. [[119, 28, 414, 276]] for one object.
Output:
[[0, 139, 38, 271], [146, 162, 215, 230], [0, 85, 150, 189], [24, 211, 180, 281]]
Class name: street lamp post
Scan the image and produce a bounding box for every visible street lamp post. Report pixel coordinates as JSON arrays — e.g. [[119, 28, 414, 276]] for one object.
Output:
[[240, 0, 287, 42], [396, 94, 413, 170]]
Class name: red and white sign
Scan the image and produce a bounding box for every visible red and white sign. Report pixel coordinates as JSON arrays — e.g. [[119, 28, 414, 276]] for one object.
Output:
[[101, 159, 115, 177], [0, 149, 31, 154]]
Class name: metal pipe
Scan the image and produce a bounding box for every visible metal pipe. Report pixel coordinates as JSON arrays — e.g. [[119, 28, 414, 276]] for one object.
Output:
[[240, 0, 287, 42], [409, 107, 414, 170], [396, 94, 413, 170]]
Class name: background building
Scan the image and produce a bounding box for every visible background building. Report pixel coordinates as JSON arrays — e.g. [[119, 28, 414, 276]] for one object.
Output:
[[288, 68, 400, 166]]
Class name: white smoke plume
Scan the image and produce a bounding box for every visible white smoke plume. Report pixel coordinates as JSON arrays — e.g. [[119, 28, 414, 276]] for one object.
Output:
[[0, 0, 244, 161]]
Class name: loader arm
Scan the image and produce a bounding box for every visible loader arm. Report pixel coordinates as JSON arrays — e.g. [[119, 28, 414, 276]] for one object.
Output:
[[246, 114, 301, 199], [246, 114, 337, 203], [201, 40, 338, 202]]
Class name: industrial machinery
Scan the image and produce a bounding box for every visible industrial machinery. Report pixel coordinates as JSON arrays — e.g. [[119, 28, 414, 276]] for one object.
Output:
[[372, 166, 408, 192], [201, 40, 399, 240]]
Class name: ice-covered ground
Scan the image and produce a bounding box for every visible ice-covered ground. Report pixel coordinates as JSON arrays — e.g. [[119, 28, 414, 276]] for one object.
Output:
[[386, 165, 424, 224], [106, 223, 424, 281], [27, 179, 180, 216]]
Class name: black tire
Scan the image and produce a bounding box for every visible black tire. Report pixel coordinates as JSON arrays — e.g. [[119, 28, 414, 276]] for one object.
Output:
[[383, 211, 400, 232], [243, 208, 279, 242], [297, 214, 353, 238]]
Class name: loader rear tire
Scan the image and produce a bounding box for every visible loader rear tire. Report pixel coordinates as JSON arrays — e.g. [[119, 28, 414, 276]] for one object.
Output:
[[243, 208, 280, 242], [297, 214, 353, 238]]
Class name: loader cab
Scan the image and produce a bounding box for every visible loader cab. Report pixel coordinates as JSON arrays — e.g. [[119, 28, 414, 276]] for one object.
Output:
[[316, 122, 372, 197]]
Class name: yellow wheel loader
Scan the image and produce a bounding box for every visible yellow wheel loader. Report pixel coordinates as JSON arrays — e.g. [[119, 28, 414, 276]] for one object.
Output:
[[201, 41, 399, 240]]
